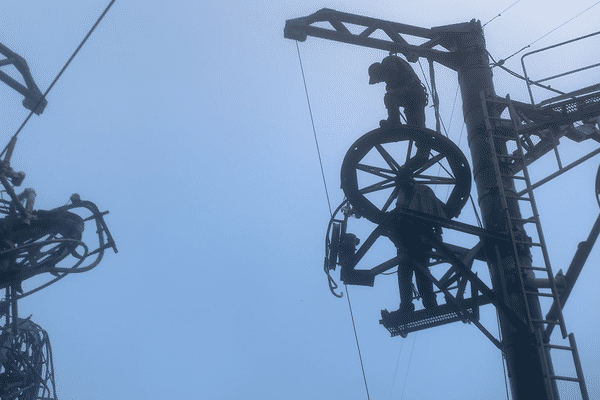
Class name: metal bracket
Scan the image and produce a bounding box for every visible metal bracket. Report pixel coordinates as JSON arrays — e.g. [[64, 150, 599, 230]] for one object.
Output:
[[0, 42, 47, 114]]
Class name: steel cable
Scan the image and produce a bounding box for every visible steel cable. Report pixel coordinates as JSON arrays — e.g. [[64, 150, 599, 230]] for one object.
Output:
[[0, 0, 117, 158], [482, 0, 521, 28], [496, 0, 600, 66], [399, 332, 417, 400], [295, 42, 371, 400], [295, 41, 333, 217], [345, 284, 371, 400], [389, 339, 405, 399]]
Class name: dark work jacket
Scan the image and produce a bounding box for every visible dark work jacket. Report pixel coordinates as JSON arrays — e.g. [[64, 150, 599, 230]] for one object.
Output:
[[391, 183, 445, 248], [380, 56, 423, 91], [397, 183, 447, 219]]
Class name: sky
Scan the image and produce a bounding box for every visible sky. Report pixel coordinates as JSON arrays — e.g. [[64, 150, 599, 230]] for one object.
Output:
[[0, 1, 599, 399]]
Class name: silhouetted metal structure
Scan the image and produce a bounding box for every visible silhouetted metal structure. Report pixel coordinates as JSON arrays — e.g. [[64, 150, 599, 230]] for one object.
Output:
[[0, 43, 117, 399], [285, 8, 600, 400], [0, 43, 47, 115], [0, 318, 57, 400]]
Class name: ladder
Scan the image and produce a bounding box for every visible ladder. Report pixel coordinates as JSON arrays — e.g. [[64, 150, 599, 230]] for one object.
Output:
[[480, 91, 589, 400]]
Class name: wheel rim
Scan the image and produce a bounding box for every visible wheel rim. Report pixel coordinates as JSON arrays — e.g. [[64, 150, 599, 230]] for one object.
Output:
[[596, 162, 600, 208], [341, 125, 471, 224]]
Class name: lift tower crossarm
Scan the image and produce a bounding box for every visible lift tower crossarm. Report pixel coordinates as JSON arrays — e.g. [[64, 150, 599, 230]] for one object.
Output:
[[284, 8, 463, 70], [285, 8, 571, 399], [0, 42, 47, 115]]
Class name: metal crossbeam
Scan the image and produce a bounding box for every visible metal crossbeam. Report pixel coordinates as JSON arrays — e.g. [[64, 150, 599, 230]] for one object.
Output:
[[284, 8, 465, 69]]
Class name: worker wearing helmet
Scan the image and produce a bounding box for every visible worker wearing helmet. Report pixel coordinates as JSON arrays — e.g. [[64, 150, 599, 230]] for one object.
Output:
[[369, 55, 428, 128], [387, 179, 446, 314]]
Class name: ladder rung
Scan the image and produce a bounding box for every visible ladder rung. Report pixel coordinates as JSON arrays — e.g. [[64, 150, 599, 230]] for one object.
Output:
[[501, 174, 527, 180], [524, 291, 555, 297], [544, 343, 574, 351], [492, 132, 515, 138], [520, 265, 549, 271], [531, 318, 560, 325], [498, 154, 522, 161], [489, 116, 511, 122], [550, 375, 581, 383], [514, 240, 542, 247], [510, 217, 536, 224], [505, 194, 532, 201]]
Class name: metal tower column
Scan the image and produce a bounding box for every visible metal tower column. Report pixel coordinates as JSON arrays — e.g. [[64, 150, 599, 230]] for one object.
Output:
[[455, 20, 555, 400]]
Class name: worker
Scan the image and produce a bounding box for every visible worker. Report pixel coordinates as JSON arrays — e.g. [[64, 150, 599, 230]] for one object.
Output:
[[387, 179, 446, 314], [368, 55, 428, 128]]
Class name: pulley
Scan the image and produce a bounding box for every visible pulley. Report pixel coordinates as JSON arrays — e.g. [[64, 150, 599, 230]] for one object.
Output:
[[340, 125, 471, 225]]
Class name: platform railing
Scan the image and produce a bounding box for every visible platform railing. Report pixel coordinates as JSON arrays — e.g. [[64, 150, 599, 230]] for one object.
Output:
[[521, 30, 600, 106]]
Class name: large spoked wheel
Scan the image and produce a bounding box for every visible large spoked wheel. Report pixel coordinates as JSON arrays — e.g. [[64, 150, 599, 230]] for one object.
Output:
[[341, 125, 471, 225]]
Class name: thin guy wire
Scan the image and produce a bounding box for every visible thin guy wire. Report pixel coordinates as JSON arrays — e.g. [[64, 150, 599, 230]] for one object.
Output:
[[418, 59, 449, 136], [499, 0, 600, 65], [448, 85, 460, 134], [295, 42, 369, 399], [432, 113, 483, 229], [345, 284, 371, 400], [1, 0, 117, 158], [414, 73, 481, 228], [482, 0, 521, 28], [497, 310, 511, 400], [453, 120, 483, 228], [400, 332, 417, 400], [457, 122, 465, 147], [295, 41, 333, 216], [389, 339, 405, 399], [417, 59, 431, 94]]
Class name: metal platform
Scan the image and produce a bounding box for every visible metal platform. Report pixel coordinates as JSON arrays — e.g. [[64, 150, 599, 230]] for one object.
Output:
[[541, 85, 600, 123], [380, 296, 488, 337]]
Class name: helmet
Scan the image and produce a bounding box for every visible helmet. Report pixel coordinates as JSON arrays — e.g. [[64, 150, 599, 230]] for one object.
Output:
[[368, 62, 383, 84]]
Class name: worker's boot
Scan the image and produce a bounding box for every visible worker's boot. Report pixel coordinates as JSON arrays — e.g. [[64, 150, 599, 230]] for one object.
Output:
[[380, 118, 401, 128], [399, 302, 415, 314], [422, 295, 438, 309]]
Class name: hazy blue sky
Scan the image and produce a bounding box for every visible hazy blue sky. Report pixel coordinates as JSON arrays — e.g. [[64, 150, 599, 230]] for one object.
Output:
[[1, 1, 599, 399]]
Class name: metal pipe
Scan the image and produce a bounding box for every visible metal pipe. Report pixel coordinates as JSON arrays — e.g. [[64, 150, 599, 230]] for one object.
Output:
[[569, 333, 589, 400], [535, 62, 600, 85], [521, 30, 600, 105], [546, 212, 600, 337], [517, 147, 600, 196]]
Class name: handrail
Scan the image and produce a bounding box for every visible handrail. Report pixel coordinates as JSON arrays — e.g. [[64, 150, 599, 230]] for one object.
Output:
[[521, 30, 600, 106]]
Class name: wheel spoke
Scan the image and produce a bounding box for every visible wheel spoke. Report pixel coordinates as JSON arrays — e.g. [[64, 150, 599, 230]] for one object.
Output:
[[341, 125, 472, 223], [415, 152, 444, 174], [359, 179, 396, 195], [414, 174, 456, 185], [356, 163, 396, 179], [375, 144, 401, 172], [436, 160, 456, 180], [406, 140, 414, 163], [381, 186, 400, 212]]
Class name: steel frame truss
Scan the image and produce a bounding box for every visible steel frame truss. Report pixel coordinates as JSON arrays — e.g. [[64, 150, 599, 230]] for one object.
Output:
[[327, 205, 529, 346], [284, 8, 471, 70], [483, 92, 600, 185]]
